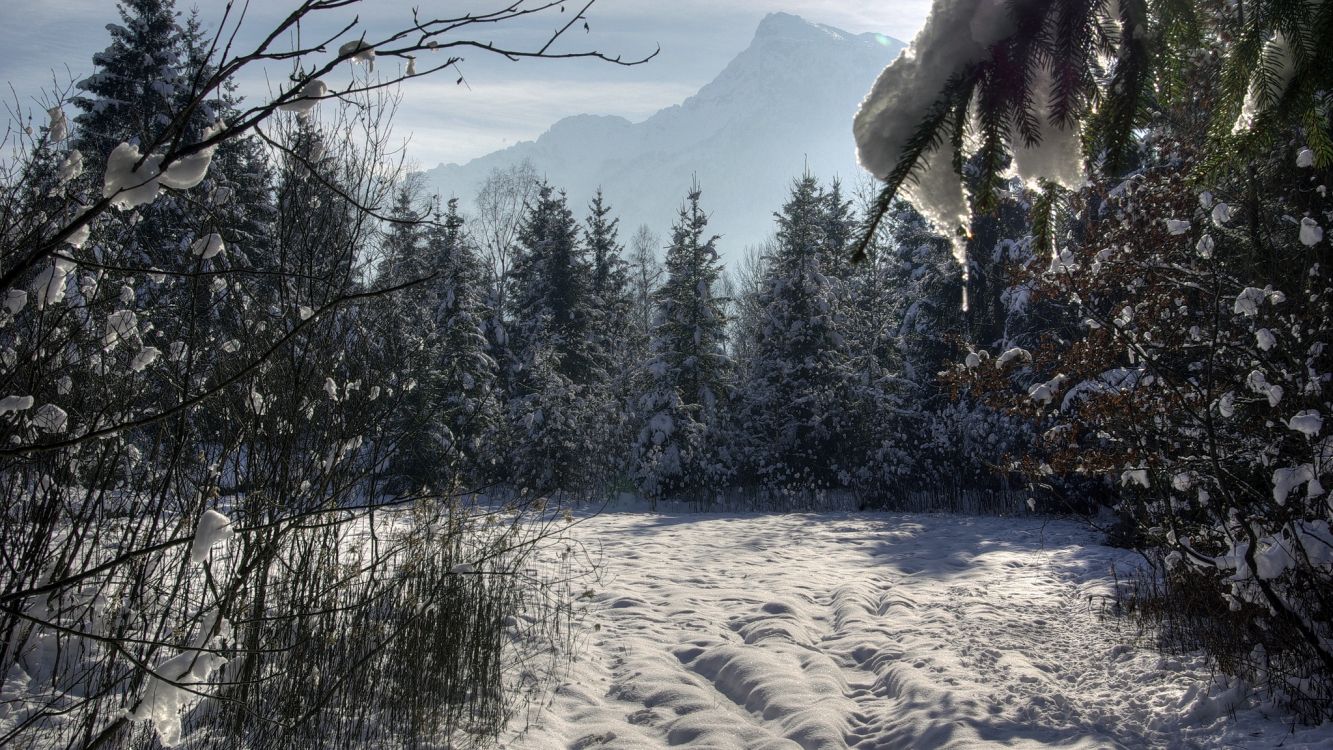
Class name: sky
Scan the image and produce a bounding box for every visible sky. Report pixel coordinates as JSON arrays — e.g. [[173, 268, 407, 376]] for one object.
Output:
[[0, 0, 930, 169]]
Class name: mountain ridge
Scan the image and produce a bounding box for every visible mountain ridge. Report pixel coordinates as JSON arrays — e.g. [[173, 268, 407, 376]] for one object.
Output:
[[421, 12, 905, 262]]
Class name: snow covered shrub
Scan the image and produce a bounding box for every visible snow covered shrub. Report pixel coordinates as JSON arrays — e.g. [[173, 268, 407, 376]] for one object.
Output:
[[851, 0, 1333, 718], [953, 138, 1333, 718]]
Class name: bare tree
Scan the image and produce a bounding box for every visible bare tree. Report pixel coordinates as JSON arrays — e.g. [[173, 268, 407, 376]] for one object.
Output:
[[626, 223, 662, 340], [473, 159, 541, 319]]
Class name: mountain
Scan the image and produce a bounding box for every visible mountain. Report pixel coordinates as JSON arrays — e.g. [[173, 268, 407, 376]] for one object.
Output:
[[420, 13, 905, 263]]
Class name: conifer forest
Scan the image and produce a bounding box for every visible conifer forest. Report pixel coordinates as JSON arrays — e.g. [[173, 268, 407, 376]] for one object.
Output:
[[0, 0, 1331, 747]]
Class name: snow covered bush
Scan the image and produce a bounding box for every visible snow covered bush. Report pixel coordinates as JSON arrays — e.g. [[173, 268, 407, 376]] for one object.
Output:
[[952, 135, 1333, 718], [851, 0, 1333, 720]]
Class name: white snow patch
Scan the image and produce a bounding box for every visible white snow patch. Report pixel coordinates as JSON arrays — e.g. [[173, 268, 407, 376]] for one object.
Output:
[[103, 310, 139, 350], [103, 142, 163, 209], [1272, 465, 1320, 505], [854, 0, 1023, 261], [1010, 67, 1085, 191], [1121, 468, 1150, 488], [1288, 410, 1322, 437], [31, 258, 75, 308], [57, 150, 84, 183], [1196, 234, 1215, 258], [1299, 217, 1322, 247], [5, 290, 28, 315], [1232, 33, 1296, 134], [159, 123, 222, 191], [278, 79, 329, 115], [247, 389, 267, 416], [190, 233, 225, 260], [31, 404, 67, 433], [509, 512, 1332, 750], [190, 509, 235, 564], [130, 346, 161, 372], [0, 395, 35, 415], [339, 40, 376, 68], [1028, 374, 1067, 405], [47, 107, 68, 141], [128, 612, 230, 746]]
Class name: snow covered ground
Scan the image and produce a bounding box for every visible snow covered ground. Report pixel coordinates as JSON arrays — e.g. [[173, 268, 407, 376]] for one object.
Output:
[[506, 511, 1333, 749]]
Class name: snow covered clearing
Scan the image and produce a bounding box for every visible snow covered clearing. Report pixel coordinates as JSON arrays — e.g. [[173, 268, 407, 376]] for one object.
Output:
[[510, 511, 1332, 749]]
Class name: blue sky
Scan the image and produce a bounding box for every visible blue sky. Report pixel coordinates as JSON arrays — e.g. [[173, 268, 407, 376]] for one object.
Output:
[[1, 1, 929, 168]]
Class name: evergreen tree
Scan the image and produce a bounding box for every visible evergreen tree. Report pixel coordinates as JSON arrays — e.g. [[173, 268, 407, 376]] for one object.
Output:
[[374, 188, 498, 488], [69, 0, 188, 277], [503, 183, 615, 492], [838, 206, 916, 499], [736, 175, 850, 492], [71, 0, 183, 163], [631, 184, 733, 502], [507, 183, 595, 381], [820, 178, 857, 280], [429, 198, 500, 484], [584, 189, 635, 369]]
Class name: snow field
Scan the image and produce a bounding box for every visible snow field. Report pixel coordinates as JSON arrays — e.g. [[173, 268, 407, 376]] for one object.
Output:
[[508, 512, 1333, 749]]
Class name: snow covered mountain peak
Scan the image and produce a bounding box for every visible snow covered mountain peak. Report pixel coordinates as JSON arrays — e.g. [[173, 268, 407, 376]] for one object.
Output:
[[420, 14, 905, 263], [751, 11, 877, 46]]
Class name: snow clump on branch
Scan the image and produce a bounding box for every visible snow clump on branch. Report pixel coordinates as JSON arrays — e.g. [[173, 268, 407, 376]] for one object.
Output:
[[854, 0, 1083, 262], [854, 0, 1019, 259]]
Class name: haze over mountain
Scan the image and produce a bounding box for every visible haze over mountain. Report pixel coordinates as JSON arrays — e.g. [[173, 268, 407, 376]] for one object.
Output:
[[421, 13, 905, 263]]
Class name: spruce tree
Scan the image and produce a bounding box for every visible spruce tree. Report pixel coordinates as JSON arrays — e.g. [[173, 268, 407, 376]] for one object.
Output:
[[503, 183, 612, 492], [583, 189, 635, 370], [631, 184, 732, 502], [428, 198, 500, 485], [737, 174, 849, 492], [507, 183, 595, 381], [71, 0, 183, 163]]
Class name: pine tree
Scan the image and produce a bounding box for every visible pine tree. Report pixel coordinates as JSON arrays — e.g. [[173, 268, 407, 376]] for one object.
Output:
[[429, 198, 500, 484], [71, 0, 183, 163], [507, 183, 595, 382], [69, 0, 188, 277], [631, 184, 733, 502], [736, 174, 849, 492], [838, 204, 915, 499], [820, 178, 857, 280], [374, 187, 500, 489], [503, 183, 615, 492], [583, 189, 635, 369]]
